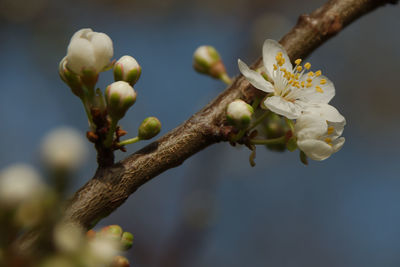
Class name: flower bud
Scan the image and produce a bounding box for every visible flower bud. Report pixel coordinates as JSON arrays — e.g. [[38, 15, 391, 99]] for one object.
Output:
[[66, 28, 113, 75], [40, 127, 88, 172], [114, 55, 142, 86], [226, 99, 254, 129], [121, 232, 134, 250], [0, 164, 44, 208], [138, 117, 161, 140], [111, 256, 130, 267], [105, 81, 137, 121], [100, 225, 123, 241], [59, 56, 84, 98], [193, 45, 227, 79]]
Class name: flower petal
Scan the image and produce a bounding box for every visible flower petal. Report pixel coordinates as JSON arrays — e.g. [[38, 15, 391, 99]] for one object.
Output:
[[238, 59, 274, 93], [262, 39, 293, 79], [295, 114, 327, 140], [302, 103, 345, 123], [297, 139, 333, 161], [332, 137, 345, 153], [264, 95, 302, 119], [66, 38, 96, 74], [300, 75, 335, 104]]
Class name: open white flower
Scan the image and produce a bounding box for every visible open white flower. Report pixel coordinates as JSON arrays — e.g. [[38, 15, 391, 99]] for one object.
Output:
[[295, 104, 346, 161], [66, 28, 113, 75], [238, 39, 335, 119]]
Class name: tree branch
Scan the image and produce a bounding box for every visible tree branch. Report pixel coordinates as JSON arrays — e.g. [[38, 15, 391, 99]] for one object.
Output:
[[64, 0, 397, 229]]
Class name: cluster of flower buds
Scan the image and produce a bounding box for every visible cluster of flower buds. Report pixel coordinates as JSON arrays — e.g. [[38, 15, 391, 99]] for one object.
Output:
[[229, 39, 346, 164], [86, 224, 134, 266], [193, 45, 232, 84], [59, 28, 161, 153]]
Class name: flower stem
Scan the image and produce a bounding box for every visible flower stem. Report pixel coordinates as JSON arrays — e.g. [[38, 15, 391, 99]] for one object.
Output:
[[219, 73, 232, 85], [248, 110, 270, 130], [81, 97, 95, 130], [250, 136, 286, 145], [118, 136, 140, 147], [104, 119, 118, 148]]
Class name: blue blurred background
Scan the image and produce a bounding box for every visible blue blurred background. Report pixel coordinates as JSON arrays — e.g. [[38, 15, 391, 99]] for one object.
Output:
[[1, 0, 400, 266]]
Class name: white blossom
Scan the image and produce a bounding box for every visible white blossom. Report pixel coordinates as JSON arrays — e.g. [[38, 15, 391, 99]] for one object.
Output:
[[238, 39, 335, 119], [41, 127, 88, 171], [105, 81, 136, 120], [0, 164, 44, 207], [226, 99, 254, 128], [66, 28, 113, 75], [114, 55, 141, 85], [295, 104, 346, 161]]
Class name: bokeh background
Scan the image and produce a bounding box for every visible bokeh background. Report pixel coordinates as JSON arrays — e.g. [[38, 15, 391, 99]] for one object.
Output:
[[1, 0, 400, 266]]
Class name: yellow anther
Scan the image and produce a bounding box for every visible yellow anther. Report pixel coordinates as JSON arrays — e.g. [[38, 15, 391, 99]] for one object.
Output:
[[273, 64, 278, 70], [306, 83, 312, 88], [327, 126, 334, 135], [304, 62, 311, 70], [296, 66, 302, 72], [315, 86, 324, 93], [307, 71, 314, 77], [315, 70, 322, 77], [295, 59, 302, 65], [278, 58, 285, 66], [295, 73, 299, 80], [324, 137, 332, 143], [301, 81, 305, 88], [320, 79, 327, 85], [291, 74, 295, 79], [306, 78, 313, 83]]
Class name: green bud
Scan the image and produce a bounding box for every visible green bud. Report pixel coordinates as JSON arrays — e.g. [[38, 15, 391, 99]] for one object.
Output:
[[59, 56, 84, 98], [226, 99, 254, 129], [114, 55, 142, 86], [111, 256, 130, 267], [138, 117, 161, 140], [121, 231, 134, 250], [286, 137, 298, 152], [105, 81, 137, 121], [262, 112, 287, 152], [300, 151, 308, 165], [193, 45, 227, 79], [100, 225, 123, 241]]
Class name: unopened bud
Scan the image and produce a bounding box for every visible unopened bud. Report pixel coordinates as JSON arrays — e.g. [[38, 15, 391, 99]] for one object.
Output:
[[105, 81, 137, 121], [111, 256, 130, 267], [114, 55, 142, 86], [59, 56, 84, 98], [100, 225, 123, 241], [226, 99, 254, 129], [121, 232, 134, 250], [66, 28, 113, 75], [138, 117, 161, 140], [193, 45, 227, 79]]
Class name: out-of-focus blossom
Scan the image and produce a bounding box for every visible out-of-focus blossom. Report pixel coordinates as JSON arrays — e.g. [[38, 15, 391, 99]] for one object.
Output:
[[40, 127, 88, 171], [0, 164, 44, 207]]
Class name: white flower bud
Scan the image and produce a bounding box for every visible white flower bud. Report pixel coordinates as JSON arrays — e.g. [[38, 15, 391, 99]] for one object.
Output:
[[226, 99, 254, 129], [85, 237, 120, 265], [193, 45, 227, 79], [40, 127, 88, 171], [66, 28, 113, 75], [54, 223, 85, 254], [105, 81, 137, 120], [59, 56, 84, 98], [0, 164, 44, 208], [114, 55, 142, 86]]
